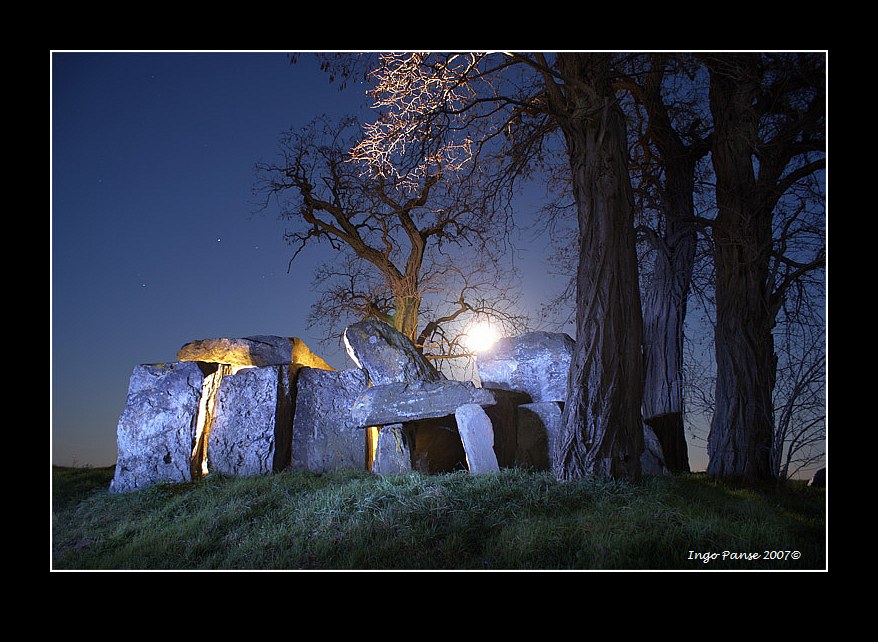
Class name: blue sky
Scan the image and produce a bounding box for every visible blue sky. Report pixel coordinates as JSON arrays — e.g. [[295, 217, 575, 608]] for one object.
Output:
[[50, 51, 574, 467], [51, 51, 715, 471], [52, 52, 375, 465]]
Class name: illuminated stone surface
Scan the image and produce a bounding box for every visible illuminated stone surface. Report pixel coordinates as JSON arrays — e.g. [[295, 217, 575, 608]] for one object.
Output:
[[351, 380, 495, 427], [808, 467, 826, 487], [291, 367, 370, 473], [177, 335, 333, 370], [476, 332, 575, 403], [343, 320, 441, 385], [515, 402, 562, 471], [454, 404, 499, 474], [371, 424, 412, 475], [207, 365, 294, 476], [110, 362, 205, 493], [641, 424, 670, 476]]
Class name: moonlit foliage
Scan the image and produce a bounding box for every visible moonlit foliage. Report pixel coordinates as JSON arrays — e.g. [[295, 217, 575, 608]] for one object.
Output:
[[351, 53, 485, 188]]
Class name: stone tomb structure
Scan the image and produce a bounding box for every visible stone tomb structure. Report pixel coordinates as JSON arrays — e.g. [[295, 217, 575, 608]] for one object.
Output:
[[110, 323, 669, 493]]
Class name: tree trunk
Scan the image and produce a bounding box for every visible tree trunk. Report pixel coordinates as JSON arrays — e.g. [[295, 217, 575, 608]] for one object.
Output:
[[705, 55, 776, 481], [636, 56, 706, 474], [393, 295, 421, 344], [641, 192, 696, 473], [551, 54, 644, 482], [708, 227, 776, 481]]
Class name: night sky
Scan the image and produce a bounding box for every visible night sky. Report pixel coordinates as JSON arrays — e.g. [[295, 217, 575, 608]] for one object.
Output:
[[50, 51, 580, 468]]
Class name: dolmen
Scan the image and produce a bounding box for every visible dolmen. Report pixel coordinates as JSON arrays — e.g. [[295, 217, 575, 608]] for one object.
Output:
[[109, 322, 668, 494]]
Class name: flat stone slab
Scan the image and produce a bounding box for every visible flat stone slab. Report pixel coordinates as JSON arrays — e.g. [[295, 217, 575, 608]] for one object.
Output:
[[351, 380, 496, 428], [177, 335, 333, 369]]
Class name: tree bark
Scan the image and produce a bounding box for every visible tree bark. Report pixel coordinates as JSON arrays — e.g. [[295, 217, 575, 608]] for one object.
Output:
[[550, 54, 644, 482], [641, 187, 696, 473], [636, 58, 704, 473], [393, 294, 421, 344], [705, 55, 776, 481]]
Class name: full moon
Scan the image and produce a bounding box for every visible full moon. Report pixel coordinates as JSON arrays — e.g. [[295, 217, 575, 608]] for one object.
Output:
[[464, 322, 499, 353]]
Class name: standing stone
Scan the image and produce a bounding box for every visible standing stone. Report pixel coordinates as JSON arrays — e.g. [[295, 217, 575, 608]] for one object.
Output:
[[455, 404, 500, 474], [291, 367, 370, 473], [351, 380, 496, 427], [808, 467, 826, 487], [207, 365, 294, 477], [343, 319, 441, 385], [371, 424, 412, 476], [177, 335, 333, 370], [641, 424, 670, 476], [515, 402, 562, 471], [476, 331, 575, 402], [110, 362, 205, 493]]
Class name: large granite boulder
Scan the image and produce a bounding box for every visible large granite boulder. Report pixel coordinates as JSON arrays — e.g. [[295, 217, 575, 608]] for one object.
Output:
[[207, 365, 295, 477], [476, 331, 575, 402], [455, 404, 499, 474], [371, 424, 413, 476], [515, 402, 562, 471], [291, 367, 370, 473], [110, 362, 205, 493], [177, 335, 333, 370], [351, 380, 496, 427], [641, 424, 670, 476], [343, 319, 441, 385]]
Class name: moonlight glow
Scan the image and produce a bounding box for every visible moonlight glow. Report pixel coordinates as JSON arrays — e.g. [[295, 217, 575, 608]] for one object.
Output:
[[464, 322, 499, 353]]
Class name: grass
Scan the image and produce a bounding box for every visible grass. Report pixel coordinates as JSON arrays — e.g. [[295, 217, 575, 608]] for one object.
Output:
[[51, 465, 826, 570]]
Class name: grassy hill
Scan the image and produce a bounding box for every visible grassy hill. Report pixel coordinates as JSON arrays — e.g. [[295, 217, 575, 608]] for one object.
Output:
[[51, 465, 826, 570]]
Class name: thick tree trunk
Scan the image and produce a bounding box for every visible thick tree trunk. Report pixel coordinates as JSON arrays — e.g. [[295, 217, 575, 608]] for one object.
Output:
[[705, 55, 776, 481], [641, 197, 696, 473], [551, 55, 644, 481], [393, 295, 421, 344], [708, 229, 776, 480]]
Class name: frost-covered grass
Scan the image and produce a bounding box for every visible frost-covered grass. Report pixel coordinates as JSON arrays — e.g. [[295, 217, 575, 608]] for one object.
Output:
[[51, 465, 826, 570]]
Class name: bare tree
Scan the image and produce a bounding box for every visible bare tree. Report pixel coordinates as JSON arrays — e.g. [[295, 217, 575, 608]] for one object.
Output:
[[351, 52, 644, 481], [254, 115, 527, 365], [700, 53, 825, 481], [620, 54, 713, 472]]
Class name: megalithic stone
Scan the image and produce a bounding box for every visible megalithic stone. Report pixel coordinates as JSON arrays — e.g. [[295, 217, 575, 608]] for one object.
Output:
[[641, 424, 670, 476], [515, 402, 562, 471], [177, 335, 333, 370], [371, 424, 412, 476], [350, 380, 496, 428], [110, 362, 206, 493], [476, 331, 575, 402], [291, 367, 370, 473], [454, 404, 499, 474], [343, 319, 441, 385], [207, 365, 295, 477]]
